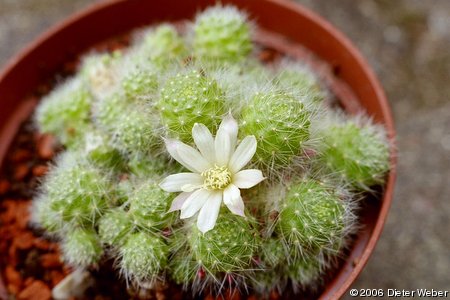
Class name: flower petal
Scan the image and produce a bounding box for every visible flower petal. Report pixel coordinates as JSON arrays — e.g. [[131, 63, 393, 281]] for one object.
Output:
[[223, 113, 239, 150], [180, 189, 211, 219], [159, 173, 203, 192], [233, 169, 265, 189], [176, 142, 211, 173], [223, 184, 245, 217], [192, 123, 215, 163], [164, 138, 184, 163], [181, 184, 203, 193], [168, 192, 192, 212], [197, 191, 223, 233], [215, 125, 232, 167], [164, 138, 211, 173], [229, 136, 257, 173]]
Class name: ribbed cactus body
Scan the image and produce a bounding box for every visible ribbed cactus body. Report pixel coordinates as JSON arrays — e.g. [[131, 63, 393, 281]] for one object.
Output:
[[276, 179, 346, 256], [188, 212, 259, 274], [81, 52, 122, 99], [120, 232, 168, 283], [240, 91, 311, 172], [62, 229, 103, 268], [121, 68, 158, 100], [193, 5, 252, 63], [286, 255, 322, 288], [275, 64, 325, 104], [319, 118, 390, 190], [42, 153, 111, 228], [98, 208, 132, 246], [113, 105, 158, 155], [158, 70, 225, 141], [35, 78, 92, 146], [138, 25, 187, 68], [82, 130, 124, 170], [128, 182, 175, 230]]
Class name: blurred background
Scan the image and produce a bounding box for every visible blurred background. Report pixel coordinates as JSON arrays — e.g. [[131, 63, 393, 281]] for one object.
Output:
[[0, 0, 449, 297]]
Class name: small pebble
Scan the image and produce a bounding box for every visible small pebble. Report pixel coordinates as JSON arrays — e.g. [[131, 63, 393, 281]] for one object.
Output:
[[50, 270, 65, 286], [0, 179, 10, 195], [14, 164, 30, 181], [11, 150, 32, 163], [41, 253, 62, 268], [34, 238, 51, 251], [258, 48, 278, 62], [24, 277, 34, 287], [14, 232, 34, 250], [32, 165, 48, 177], [17, 280, 51, 300], [37, 134, 56, 160], [5, 265, 22, 292]]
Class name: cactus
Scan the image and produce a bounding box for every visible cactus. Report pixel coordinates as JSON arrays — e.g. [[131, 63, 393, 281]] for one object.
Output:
[[128, 182, 176, 230], [93, 92, 128, 133], [80, 51, 122, 99], [275, 179, 353, 257], [37, 152, 112, 229], [35, 77, 93, 146], [240, 91, 312, 174], [317, 114, 390, 190], [251, 238, 286, 293], [193, 5, 252, 64], [188, 212, 259, 275], [119, 232, 168, 284], [169, 212, 260, 293], [98, 208, 132, 246], [134, 24, 187, 69], [158, 69, 225, 142], [286, 255, 322, 290], [121, 67, 159, 101], [32, 195, 64, 233], [62, 228, 103, 268], [31, 4, 391, 298], [81, 130, 125, 170], [275, 62, 325, 104], [112, 104, 159, 155]]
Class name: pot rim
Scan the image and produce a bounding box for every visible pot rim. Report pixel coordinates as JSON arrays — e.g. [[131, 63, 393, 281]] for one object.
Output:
[[0, 1, 396, 299]]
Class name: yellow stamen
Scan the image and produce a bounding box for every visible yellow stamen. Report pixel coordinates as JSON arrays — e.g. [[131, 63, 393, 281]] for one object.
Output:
[[202, 165, 232, 190]]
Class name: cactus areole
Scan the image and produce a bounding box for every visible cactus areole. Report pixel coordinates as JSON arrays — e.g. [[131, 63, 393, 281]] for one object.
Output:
[[0, 1, 395, 299]]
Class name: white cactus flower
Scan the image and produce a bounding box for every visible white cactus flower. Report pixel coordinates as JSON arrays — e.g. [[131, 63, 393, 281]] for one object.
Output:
[[160, 113, 265, 233]]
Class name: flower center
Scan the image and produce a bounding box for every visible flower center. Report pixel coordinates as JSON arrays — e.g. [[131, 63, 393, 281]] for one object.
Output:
[[202, 165, 232, 190]]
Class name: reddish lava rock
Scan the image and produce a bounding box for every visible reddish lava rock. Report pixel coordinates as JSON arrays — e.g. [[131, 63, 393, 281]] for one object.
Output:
[[32, 165, 49, 177], [17, 280, 51, 300], [13, 231, 35, 250], [258, 48, 279, 63], [11, 149, 33, 163], [23, 277, 34, 287], [13, 164, 30, 181], [0, 180, 10, 195], [41, 253, 62, 269], [36, 134, 56, 160], [14, 200, 31, 230], [33, 238, 52, 251], [5, 266, 22, 294], [49, 270, 65, 286]]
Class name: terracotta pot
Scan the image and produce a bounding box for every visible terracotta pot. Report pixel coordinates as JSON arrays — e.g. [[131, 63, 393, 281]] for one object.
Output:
[[0, 0, 396, 299]]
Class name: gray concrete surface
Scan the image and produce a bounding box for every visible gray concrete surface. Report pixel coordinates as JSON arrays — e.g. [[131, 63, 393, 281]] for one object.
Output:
[[1, 0, 449, 297]]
